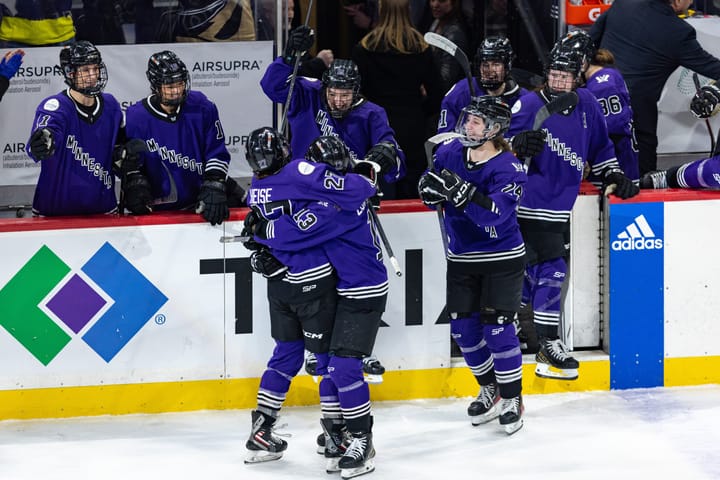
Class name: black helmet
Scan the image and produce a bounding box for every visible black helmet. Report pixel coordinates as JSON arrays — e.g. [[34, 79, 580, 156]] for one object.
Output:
[[455, 96, 511, 148], [546, 43, 585, 78], [558, 30, 596, 64], [474, 36, 513, 90], [305, 136, 351, 173], [147, 50, 190, 106], [59, 41, 108, 95], [245, 127, 291, 175], [322, 59, 361, 119]]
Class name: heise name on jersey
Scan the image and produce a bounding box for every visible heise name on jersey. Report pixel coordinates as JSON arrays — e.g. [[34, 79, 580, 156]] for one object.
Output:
[[0, 242, 167, 366], [611, 214, 664, 251]]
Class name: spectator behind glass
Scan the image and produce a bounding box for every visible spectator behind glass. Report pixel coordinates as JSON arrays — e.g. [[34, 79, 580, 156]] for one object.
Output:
[[352, 0, 443, 199], [0, 1, 75, 47], [0, 48, 23, 101], [174, 0, 255, 42], [424, 0, 471, 94]]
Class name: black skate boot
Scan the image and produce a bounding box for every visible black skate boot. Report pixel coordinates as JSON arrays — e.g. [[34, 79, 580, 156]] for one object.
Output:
[[639, 170, 668, 189], [305, 351, 319, 376], [338, 431, 375, 479], [467, 382, 501, 426], [362, 356, 385, 384], [321, 418, 351, 473], [245, 410, 288, 464], [498, 395, 524, 435], [535, 337, 579, 381]]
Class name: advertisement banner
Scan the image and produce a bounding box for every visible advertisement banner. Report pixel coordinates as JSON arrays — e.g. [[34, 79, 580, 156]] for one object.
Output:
[[608, 201, 664, 389], [0, 41, 273, 189]]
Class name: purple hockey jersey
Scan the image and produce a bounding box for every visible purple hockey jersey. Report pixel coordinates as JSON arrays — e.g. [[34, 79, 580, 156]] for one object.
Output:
[[431, 140, 526, 269], [28, 89, 123, 216], [260, 57, 406, 184], [508, 89, 620, 227], [585, 67, 639, 181], [437, 77, 528, 134], [125, 91, 231, 210]]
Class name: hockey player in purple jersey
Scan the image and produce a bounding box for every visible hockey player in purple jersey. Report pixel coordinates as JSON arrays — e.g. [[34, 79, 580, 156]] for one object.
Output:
[[260, 26, 406, 196], [419, 96, 526, 435], [507, 41, 638, 381], [641, 82, 720, 190], [437, 37, 527, 133], [560, 30, 639, 182], [122, 50, 240, 225], [240, 127, 344, 465], [246, 136, 387, 478], [27, 41, 123, 217]]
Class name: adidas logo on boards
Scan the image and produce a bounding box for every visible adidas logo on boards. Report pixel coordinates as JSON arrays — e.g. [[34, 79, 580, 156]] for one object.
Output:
[[611, 214, 664, 251]]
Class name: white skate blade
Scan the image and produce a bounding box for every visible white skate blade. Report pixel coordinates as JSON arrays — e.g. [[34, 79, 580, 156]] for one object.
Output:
[[341, 459, 375, 479], [244, 449, 283, 464], [325, 457, 341, 473], [364, 374, 383, 384], [502, 418, 524, 435], [535, 363, 578, 381], [470, 407, 500, 426]]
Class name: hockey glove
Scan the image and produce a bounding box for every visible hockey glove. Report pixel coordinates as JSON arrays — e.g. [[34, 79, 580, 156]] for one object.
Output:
[[29, 128, 54, 160], [112, 138, 147, 177], [0, 50, 23, 79], [250, 249, 288, 278], [691, 84, 720, 119], [369, 194, 381, 211], [365, 142, 398, 174], [511, 129, 546, 157], [353, 160, 380, 188], [284, 25, 315, 64], [438, 169, 477, 210], [123, 172, 153, 215], [418, 171, 448, 205], [603, 170, 639, 199], [197, 178, 230, 226], [239, 210, 263, 251]]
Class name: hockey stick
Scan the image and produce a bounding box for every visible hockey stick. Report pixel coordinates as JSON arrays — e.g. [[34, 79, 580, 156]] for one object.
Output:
[[424, 132, 462, 253], [424, 32, 476, 98], [692, 73, 716, 156], [279, 0, 314, 134], [368, 205, 402, 277], [532, 91, 579, 131]]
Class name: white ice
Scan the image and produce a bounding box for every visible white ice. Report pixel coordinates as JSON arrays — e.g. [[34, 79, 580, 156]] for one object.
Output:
[[1, 385, 720, 480]]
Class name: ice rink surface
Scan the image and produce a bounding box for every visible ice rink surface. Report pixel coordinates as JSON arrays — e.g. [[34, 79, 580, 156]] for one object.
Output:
[[2, 385, 719, 480]]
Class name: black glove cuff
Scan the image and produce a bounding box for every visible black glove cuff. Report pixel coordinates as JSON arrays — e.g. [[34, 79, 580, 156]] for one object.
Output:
[[201, 179, 226, 192]]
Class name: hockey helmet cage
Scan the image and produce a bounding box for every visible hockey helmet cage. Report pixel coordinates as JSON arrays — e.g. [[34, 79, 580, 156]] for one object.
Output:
[[147, 50, 190, 106], [245, 127, 291, 175], [474, 36, 513, 90], [59, 40, 108, 95], [305, 135, 351, 173], [455, 95, 512, 148], [322, 59, 361, 119]]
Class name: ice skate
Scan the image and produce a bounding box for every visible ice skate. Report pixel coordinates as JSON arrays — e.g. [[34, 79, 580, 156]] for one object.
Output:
[[316, 431, 325, 454], [639, 170, 668, 189], [498, 395, 524, 435], [245, 410, 288, 464], [339, 432, 375, 479], [321, 418, 351, 473], [468, 382, 500, 425], [362, 356, 385, 384], [535, 338, 579, 380]]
